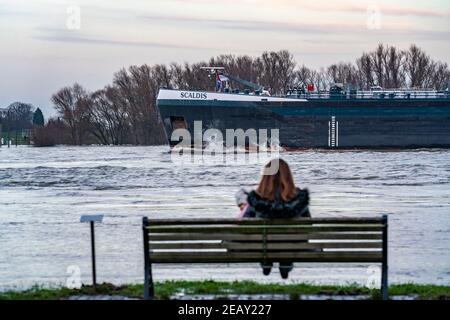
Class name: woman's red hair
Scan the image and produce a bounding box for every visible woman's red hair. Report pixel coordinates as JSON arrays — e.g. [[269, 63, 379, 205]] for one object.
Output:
[[256, 158, 297, 202]]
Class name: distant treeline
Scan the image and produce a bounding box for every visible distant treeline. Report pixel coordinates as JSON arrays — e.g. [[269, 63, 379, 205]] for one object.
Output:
[[3, 43, 449, 146], [0, 102, 44, 146]]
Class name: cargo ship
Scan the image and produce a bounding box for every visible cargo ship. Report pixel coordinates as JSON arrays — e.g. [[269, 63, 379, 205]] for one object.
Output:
[[156, 67, 450, 149]]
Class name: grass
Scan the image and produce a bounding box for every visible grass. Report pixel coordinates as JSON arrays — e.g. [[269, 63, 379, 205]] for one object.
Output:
[[1, 281, 449, 300]]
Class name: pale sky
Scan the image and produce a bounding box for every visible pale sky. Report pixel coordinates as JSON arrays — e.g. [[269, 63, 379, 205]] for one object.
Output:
[[0, 0, 449, 116]]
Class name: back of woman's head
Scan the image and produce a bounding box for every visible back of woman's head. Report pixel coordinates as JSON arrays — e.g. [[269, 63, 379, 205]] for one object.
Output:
[[256, 158, 297, 202]]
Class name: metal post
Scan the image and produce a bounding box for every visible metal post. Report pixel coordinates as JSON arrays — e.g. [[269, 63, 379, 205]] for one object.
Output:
[[80, 215, 103, 290], [381, 214, 388, 300], [143, 217, 154, 299], [90, 221, 97, 289]]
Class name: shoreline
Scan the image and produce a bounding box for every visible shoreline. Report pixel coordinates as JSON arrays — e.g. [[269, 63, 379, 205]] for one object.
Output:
[[1, 281, 449, 300]]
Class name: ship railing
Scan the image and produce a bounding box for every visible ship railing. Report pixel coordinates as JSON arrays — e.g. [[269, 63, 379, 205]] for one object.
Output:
[[286, 90, 449, 100]]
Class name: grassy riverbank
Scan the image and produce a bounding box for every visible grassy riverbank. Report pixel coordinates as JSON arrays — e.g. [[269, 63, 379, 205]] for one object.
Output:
[[1, 281, 449, 300]]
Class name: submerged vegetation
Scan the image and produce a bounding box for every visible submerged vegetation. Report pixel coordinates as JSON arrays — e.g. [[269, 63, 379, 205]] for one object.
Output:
[[1, 281, 449, 300]]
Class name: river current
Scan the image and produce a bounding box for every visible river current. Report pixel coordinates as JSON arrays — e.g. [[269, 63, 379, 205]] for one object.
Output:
[[0, 146, 449, 290]]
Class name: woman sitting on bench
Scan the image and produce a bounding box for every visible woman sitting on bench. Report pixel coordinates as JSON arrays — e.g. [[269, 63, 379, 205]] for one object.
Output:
[[236, 158, 310, 279]]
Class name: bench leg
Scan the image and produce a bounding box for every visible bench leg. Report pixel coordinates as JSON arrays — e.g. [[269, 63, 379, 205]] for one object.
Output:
[[143, 217, 154, 300], [144, 261, 154, 300], [381, 214, 388, 300], [381, 260, 388, 300]]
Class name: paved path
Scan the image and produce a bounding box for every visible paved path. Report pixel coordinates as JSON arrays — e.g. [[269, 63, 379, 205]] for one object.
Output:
[[66, 294, 418, 300], [68, 295, 139, 300]]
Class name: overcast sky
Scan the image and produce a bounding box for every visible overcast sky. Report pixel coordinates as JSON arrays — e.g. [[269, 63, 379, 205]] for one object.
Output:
[[0, 0, 449, 116]]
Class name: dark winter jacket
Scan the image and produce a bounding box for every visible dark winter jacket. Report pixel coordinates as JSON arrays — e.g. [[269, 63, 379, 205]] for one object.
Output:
[[243, 188, 311, 219]]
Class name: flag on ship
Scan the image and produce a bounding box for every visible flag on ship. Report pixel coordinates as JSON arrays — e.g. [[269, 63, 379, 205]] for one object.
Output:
[[215, 72, 222, 91]]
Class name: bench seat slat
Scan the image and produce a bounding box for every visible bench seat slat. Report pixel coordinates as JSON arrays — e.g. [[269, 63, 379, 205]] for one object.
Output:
[[149, 251, 383, 263], [149, 232, 383, 241], [149, 241, 382, 250]]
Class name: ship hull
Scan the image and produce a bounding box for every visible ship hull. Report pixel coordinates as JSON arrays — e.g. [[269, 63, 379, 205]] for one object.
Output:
[[157, 92, 450, 149]]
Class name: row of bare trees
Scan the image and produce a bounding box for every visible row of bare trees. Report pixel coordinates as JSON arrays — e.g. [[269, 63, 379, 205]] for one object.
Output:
[[296, 44, 450, 91], [51, 66, 167, 145], [353, 44, 450, 90], [48, 43, 449, 145]]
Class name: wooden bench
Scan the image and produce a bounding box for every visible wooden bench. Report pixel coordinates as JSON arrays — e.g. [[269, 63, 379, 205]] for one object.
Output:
[[142, 215, 388, 300]]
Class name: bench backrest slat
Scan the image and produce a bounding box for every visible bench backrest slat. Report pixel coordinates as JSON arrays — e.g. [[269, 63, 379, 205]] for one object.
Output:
[[149, 232, 383, 241], [147, 217, 383, 225], [147, 225, 382, 233], [149, 241, 382, 250]]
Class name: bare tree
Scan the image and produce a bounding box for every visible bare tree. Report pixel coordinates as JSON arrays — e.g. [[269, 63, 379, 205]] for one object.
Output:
[[255, 50, 296, 94], [103, 86, 130, 144], [113, 65, 166, 145], [308, 68, 329, 92], [292, 65, 311, 88], [255, 52, 277, 92], [371, 44, 387, 87], [5, 101, 34, 127], [356, 44, 408, 89], [383, 46, 406, 88], [51, 83, 90, 145], [2, 102, 34, 145], [356, 52, 375, 89], [405, 44, 431, 88], [426, 61, 450, 90], [169, 63, 185, 89], [152, 64, 171, 89], [88, 86, 130, 145], [276, 50, 296, 93], [327, 62, 360, 87]]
